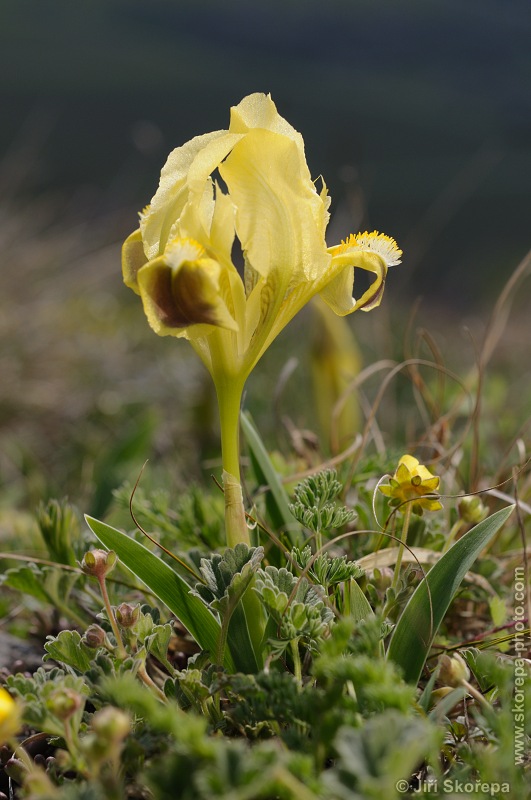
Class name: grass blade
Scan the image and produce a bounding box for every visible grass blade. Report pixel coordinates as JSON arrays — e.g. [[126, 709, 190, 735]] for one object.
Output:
[[85, 515, 235, 671], [241, 411, 300, 543], [387, 505, 514, 685]]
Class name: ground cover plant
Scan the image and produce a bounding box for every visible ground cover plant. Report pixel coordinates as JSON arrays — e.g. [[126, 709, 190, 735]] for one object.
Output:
[[0, 94, 530, 799]]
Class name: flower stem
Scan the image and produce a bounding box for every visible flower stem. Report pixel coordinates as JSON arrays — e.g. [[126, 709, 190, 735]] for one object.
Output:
[[462, 678, 492, 711], [442, 520, 464, 553], [392, 504, 412, 590], [291, 638, 303, 687], [137, 662, 167, 703], [97, 575, 127, 659], [215, 378, 250, 548]]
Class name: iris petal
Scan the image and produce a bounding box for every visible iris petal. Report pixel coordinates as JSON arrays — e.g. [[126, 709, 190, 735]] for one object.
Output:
[[321, 251, 387, 315], [122, 228, 147, 294], [137, 247, 238, 339], [220, 129, 329, 284]]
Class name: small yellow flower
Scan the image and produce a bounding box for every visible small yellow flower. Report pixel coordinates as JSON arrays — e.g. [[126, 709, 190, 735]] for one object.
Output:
[[379, 454, 442, 515], [0, 686, 21, 743]]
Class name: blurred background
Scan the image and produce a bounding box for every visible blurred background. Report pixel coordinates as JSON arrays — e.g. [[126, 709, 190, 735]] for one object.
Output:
[[1, 0, 530, 519]]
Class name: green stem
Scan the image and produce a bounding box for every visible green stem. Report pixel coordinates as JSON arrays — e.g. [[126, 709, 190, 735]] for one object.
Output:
[[462, 678, 493, 713], [214, 375, 265, 664], [97, 575, 127, 659], [137, 662, 167, 703], [392, 504, 412, 590], [442, 520, 464, 553], [291, 638, 303, 687], [273, 766, 320, 800], [215, 378, 250, 548]]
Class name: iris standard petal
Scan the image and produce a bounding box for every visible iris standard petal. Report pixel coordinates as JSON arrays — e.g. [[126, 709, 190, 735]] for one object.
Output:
[[141, 130, 240, 260], [228, 93, 306, 156], [220, 129, 329, 284]]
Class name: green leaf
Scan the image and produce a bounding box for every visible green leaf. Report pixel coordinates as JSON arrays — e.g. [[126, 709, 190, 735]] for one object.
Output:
[[0, 563, 85, 625], [194, 544, 263, 671], [346, 578, 375, 623], [429, 687, 467, 722], [84, 516, 235, 671], [1, 564, 51, 604], [241, 411, 301, 544], [325, 712, 441, 797], [387, 506, 514, 685], [43, 630, 94, 672], [36, 498, 81, 566], [145, 624, 174, 671]]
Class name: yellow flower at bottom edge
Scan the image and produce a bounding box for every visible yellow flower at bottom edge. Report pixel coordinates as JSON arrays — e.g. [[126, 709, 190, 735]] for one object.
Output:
[[122, 93, 402, 384], [0, 686, 21, 743], [379, 454, 442, 515]]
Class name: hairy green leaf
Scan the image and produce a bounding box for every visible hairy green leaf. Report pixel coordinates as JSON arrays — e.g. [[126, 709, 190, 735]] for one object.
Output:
[[43, 630, 95, 672]]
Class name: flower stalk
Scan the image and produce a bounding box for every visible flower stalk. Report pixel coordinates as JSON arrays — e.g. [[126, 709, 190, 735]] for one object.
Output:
[[392, 503, 412, 590], [215, 378, 249, 548]]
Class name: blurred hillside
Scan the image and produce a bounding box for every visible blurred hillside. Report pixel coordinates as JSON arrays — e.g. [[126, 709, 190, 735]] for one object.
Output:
[[1, 0, 530, 306]]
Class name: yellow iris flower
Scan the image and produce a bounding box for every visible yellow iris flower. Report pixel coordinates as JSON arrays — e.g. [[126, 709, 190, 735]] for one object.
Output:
[[379, 454, 442, 516], [122, 93, 401, 547], [123, 93, 401, 383]]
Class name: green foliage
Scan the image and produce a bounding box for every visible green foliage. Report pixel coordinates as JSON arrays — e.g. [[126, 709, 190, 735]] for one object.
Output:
[[112, 481, 225, 552], [36, 498, 84, 566], [43, 630, 96, 672], [194, 544, 264, 613], [290, 544, 364, 588], [1, 300, 527, 798], [254, 566, 334, 654], [193, 543, 265, 672], [0, 562, 86, 626], [387, 506, 515, 684], [84, 514, 234, 670], [241, 410, 300, 544], [289, 469, 357, 534], [7, 668, 89, 738], [324, 712, 441, 799]]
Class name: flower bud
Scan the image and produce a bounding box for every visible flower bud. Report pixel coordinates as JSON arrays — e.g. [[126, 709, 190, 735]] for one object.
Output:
[[372, 567, 394, 592], [115, 603, 140, 629], [80, 549, 117, 578], [458, 496, 488, 525], [45, 688, 84, 721], [4, 757, 28, 783], [91, 706, 131, 743], [82, 624, 108, 649], [438, 653, 470, 687]]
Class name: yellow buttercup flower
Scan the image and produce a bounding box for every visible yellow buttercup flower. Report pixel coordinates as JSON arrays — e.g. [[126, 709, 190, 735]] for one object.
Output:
[[123, 93, 401, 384], [0, 686, 21, 743], [379, 454, 442, 516]]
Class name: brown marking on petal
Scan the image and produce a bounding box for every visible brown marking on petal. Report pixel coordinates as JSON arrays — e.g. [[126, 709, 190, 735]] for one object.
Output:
[[145, 264, 185, 328], [356, 277, 385, 311], [170, 264, 221, 327], [142, 258, 228, 331]]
